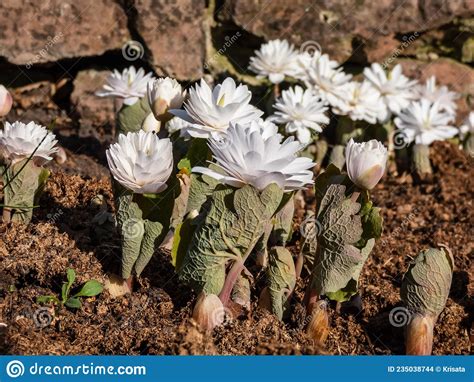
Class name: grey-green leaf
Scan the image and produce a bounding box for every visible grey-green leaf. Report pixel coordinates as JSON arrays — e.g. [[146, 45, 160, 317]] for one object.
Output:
[[3, 159, 43, 223], [401, 247, 454, 317], [179, 183, 283, 294], [310, 184, 374, 301], [115, 189, 144, 279], [185, 172, 220, 215], [116, 97, 151, 136], [266, 246, 296, 320], [269, 195, 294, 246], [133, 219, 163, 276]]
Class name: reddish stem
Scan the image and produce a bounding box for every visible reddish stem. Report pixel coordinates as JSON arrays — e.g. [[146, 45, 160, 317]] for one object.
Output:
[[273, 83, 280, 99], [350, 191, 361, 203], [295, 252, 304, 279], [125, 276, 134, 292], [218, 260, 244, 306]]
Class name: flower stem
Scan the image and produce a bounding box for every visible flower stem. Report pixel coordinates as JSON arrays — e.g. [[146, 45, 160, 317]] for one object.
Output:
[[412, 144, 432, 175], [218, 259, 244, 306], [273, 83, 280, 98], [350, 191, 361, 203], [295, 252, 304, 279], [464, 135, 474, 157], [125, 275, 134, 292]]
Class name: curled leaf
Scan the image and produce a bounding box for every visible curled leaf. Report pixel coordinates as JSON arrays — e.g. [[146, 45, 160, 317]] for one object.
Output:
[[115, 190, 144, 279], [262, 246, 296, 320], [401, 246, 454, 318], [309, 184, 375, 302], [2, 159, 48, 223]]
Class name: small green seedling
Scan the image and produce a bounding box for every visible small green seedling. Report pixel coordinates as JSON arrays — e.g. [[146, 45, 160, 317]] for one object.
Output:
[[37, 268, 103, 309]]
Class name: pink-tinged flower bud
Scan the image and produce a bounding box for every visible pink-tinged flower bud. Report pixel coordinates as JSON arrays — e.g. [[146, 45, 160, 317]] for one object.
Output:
[[345, 138, 388, 190], [0, 85, 13, 117], [192, 293, 225, 331]]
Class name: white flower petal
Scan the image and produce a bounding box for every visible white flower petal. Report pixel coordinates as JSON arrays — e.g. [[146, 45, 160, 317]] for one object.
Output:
[[394, 99, 458, 146], [106, 130, 173, 194], [0, 121, 58, 164], [345, 138, 388, 190], [95, 66, 155, 105], [192, 120, 315, 192]]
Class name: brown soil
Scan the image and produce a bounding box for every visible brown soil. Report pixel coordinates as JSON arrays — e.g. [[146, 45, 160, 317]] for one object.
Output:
[[0, 141, 472, 355]]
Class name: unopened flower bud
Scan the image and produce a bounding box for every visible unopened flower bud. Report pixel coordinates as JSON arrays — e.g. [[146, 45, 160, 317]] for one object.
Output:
[[0, 85, 13, 117], [141, 112, 161, 133], [192, 293, 225, 331], [54, 146, 67, 164], [345, 138, 388, 190], [147, 78, 185, 123]]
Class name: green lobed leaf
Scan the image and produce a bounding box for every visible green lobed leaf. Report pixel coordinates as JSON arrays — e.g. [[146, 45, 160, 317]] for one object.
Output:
[[266, 246, 296, 320], [113, 174, 178, 278], [177, 158, 191, 173], [326, 279, 357, 302], [401, 247, 453, 317], [313, 164, 348, 207], [116, 97, 151, 136], [178, 183, 284, 294], [309, 184, 375, 301], [185, 172, 220, 215], [254, 194, 295, 266], [360, 202, 383, 241]]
